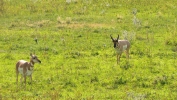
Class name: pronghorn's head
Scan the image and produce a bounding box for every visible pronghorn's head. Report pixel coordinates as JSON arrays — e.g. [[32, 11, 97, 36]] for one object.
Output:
[[110, 35, 119, 48], [30, 53, 41, 63]]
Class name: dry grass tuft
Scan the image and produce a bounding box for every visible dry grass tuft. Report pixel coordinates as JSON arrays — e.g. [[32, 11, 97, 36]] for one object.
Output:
[[36, 20, 50, 27], [57, 16, 64, 24], [66, 17, 72, 24], [116, 14, 123, 22]]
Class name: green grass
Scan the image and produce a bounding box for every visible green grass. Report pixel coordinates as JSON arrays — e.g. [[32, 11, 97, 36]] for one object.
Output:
[[0, 0, 177, 99]]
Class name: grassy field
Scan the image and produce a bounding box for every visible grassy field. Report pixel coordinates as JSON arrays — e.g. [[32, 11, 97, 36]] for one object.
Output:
[[0, 0, 177, 99]]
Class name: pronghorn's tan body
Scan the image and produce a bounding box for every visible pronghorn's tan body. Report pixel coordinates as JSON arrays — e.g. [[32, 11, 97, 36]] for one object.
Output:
[[115, 40, 130, 54], [16, 53, 41, 87], [16, 60, 34, 76], [111, 35, 130, 64]]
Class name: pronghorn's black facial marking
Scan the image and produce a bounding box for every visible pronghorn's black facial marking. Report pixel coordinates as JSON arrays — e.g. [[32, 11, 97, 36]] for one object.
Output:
[[110, 35, 119, 48], [30, 53, 41, 63], [112, 40, 119, 48]]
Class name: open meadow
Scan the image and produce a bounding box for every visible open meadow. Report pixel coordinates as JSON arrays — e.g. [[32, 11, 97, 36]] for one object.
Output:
[[0, 0, 177, 99]]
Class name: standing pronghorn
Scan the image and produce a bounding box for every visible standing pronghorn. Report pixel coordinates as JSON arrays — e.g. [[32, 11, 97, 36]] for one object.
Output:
[[16, 53, 41, 87], [110, 35, 130, 64]]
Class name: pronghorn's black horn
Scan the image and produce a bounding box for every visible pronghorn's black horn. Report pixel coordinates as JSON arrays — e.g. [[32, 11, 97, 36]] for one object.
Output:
[[117, 35, 119, 40], [110, 35, 114, 40]]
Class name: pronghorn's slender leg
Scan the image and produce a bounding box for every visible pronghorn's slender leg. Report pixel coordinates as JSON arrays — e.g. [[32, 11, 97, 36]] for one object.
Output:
[[117, 54, 119, 64], [16, 65, 19, 85], [16, 72, 19, 85], [24, 75, 26, 87], [117, 54, 121, 64], [125, 50, 129, 60], [20, 75, 23, 86], [30, 75, 32, 84], [29, 75, 33, 90]]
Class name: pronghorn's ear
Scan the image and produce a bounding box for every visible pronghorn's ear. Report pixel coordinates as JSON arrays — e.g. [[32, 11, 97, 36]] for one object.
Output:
[[110, 35, 114, 41], [117, 35, 119, 40]]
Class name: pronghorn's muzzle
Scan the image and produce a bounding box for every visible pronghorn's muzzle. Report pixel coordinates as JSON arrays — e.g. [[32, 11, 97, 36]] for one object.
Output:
[[38, 60, 41, 63], [113, 41, 118, 48], [114, 43, 117, 48]]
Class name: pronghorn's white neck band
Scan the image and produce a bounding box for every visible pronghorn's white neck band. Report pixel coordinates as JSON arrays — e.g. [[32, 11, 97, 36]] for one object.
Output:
[[31, 63, 34, 67]]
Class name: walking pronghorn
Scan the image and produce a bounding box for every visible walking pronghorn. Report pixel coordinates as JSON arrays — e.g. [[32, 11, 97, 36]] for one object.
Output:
[[110, 35, 130, 64], [16, 53, 41, 87]]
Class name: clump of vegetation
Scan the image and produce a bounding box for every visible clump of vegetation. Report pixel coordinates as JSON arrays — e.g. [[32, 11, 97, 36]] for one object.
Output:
[[57, 16, 63, 24], [66, 17, 72, 24]]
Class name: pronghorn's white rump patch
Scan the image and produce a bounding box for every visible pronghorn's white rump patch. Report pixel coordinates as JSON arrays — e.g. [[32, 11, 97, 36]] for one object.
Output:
[[31, 63, 34, 66], [123, 45, 127, 51]]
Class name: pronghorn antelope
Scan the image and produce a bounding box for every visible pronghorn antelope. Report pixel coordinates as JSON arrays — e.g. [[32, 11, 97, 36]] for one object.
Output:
[[110, 35, 130, 64], [16, 53, 41, 87]]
